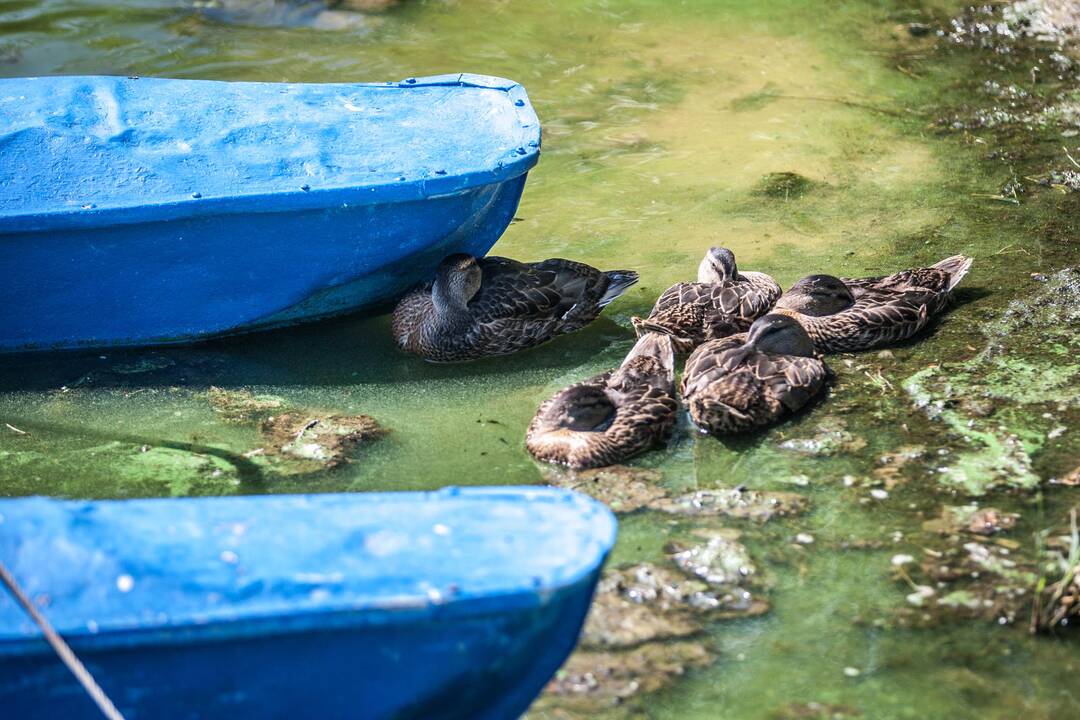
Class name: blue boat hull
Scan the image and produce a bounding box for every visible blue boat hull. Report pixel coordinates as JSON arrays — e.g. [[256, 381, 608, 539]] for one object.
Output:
[[0, 489, 615, 719], [0, 74, 541, 352], [4, 572, 594, 719], [0, 175, 526, 351]]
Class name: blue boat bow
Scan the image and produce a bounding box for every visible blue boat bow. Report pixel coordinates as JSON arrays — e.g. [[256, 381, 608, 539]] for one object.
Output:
[[0, 74, 541, 351], [0, 487, 615, 719]]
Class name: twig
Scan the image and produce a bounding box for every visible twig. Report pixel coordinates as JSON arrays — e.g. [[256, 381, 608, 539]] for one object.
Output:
[[4, 423, 28, 436], [1064, 146, 1080, 169], [295, 419, 320, 441], [970, 193, 1020, 205]]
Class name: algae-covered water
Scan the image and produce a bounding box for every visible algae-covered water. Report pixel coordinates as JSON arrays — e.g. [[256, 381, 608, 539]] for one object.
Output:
[[3, 0, 1080, 718]]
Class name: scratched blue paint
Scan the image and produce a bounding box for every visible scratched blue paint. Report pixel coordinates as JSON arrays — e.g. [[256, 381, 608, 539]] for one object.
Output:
[[0, 487, 615, 719], [0, 74, 540, 352]]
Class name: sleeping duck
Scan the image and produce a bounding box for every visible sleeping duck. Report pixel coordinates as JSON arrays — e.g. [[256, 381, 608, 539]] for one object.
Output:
[[681, 314, 828, 434], [631, 247, 781, 353], [392, 254, 638, 362], [771, 255, 973, 353], [526, 332, 677, 469]]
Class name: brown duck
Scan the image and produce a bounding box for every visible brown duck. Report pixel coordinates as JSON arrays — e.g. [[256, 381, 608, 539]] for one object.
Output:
[[631, 247, 781, 353], [392, 254, 639, 362], [681, 314, 828, 434], [525, 333, 677, 469], [771, 255, 973, 353]]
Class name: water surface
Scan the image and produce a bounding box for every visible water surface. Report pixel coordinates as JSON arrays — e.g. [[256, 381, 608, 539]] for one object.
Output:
[[2, 1, 1079, 718]]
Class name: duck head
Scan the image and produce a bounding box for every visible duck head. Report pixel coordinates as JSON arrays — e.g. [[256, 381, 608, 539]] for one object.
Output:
[[432, 253, 483, 311], [745, 314, 816, 357], [773, 274, 854, 316], [697, 247, 739, 284]]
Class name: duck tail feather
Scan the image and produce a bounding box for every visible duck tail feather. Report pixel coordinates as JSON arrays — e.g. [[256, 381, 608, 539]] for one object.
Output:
[[932, 255, 974, 290], [622, 332, 675, 374], [598, 270, 639, 307]]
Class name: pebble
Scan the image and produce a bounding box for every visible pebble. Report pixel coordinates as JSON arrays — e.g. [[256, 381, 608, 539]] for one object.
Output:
[[795, 533, 815, 545], [870, 488, 889, 501]]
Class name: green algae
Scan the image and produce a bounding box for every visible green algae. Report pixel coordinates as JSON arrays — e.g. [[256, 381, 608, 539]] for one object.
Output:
[[904, 268, 1080, 495], [754, 172, 820, 200]]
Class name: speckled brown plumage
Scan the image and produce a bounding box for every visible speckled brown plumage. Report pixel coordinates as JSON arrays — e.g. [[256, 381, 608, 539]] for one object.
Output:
[[526, 333, 677, 469], [680, 315, 828, 434], [631, 248, 781, 353], [772, 255, 973, 354], [392, 254, 638, 362]]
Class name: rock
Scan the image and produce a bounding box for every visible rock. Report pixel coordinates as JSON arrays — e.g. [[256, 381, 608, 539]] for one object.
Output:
[[538, 641, 712, 710], [654, 487, 808, 522], [922, 505, 1019, 536], [259, 411, 384, 470], [967, 508, 1019, 535], [780, 418, 867, 456], [542, 465, 666, 514], [206, 386, 285, 423], [667, 529, 756, 586], [580, 564, 705, 648]]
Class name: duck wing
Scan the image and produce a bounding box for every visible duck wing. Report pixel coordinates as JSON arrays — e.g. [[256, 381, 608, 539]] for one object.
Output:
[[798, 294, 932, 352], [841, 256, 972, 297], [751, 353, 828, 413], [471, 257, 608, 321], [679, 335, 748, 398]]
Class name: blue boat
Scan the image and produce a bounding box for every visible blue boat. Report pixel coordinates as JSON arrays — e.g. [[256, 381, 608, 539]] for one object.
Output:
[[0, 487, 615, 719], [0, 74, 540, 352]]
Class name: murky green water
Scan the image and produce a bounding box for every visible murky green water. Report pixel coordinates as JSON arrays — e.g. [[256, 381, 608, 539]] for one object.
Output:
[[2, 0, 1080, 718]]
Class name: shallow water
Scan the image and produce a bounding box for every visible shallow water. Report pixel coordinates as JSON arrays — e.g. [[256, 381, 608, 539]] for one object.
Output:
[[2, 0, 1080, 718]]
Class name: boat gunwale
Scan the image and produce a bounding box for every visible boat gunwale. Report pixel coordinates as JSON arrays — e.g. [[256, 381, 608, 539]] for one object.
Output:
[[0, 487, 615, 653], [0, 73, 541, 234]]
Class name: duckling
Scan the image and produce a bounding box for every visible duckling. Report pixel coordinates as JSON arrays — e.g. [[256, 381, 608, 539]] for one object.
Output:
[[771, 255, 973, 353], [526, 333, 677, 469], [631, 247, 781, 353], [392, 254, 639, 362], [681, 314, 827, 434]]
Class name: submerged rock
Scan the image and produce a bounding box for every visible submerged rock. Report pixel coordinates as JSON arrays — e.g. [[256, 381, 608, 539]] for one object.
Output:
[[259, 411, 384, 469], [206, 386, 285, 423], [581, 564, 707, 648], [922, 505, 1020, 537], [667, 529, 756, 586], [655, 487, 808, 522], [537, 641, 712, 712], [754, 171, 818, 200], [779, 418, 867, 457], [542, 465, 666, 514], [551, 529, 767, 713]]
